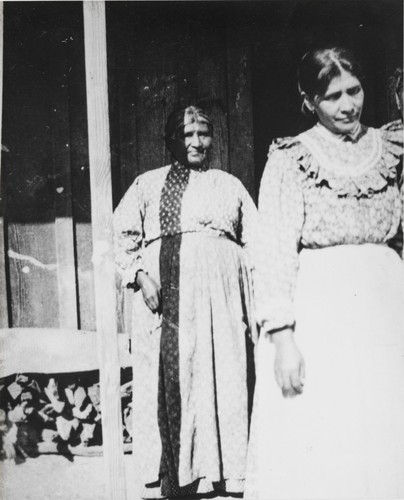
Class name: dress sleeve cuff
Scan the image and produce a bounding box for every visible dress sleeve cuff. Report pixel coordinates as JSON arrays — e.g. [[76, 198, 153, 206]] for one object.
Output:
[[256, 297, 295, 335], [120, 263, 144, 291]]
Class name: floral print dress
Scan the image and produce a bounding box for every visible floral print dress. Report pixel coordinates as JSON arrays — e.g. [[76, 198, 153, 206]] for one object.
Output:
[[114, 163, 257, 499]]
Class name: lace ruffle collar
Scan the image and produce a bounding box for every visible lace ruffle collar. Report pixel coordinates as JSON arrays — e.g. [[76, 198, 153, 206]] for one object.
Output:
[[269, 123, 403, 198]]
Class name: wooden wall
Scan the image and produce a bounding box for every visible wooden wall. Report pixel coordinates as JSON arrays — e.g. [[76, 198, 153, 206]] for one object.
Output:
[[2, 3, 90, 329], [1, 0, 402, 332], [106, 1, 256, 205]]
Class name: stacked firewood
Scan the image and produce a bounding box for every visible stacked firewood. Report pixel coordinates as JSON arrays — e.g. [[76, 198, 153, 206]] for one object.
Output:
[[0, 370, 133, 459]]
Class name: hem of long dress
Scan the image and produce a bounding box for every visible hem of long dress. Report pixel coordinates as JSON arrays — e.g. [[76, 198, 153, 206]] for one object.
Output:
[[142, 478, 245, 499]]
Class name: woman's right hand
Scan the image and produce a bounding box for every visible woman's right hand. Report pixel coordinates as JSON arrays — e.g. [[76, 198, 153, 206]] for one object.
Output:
[[136, 271, 161, 313], [271, 327, 305, 397]]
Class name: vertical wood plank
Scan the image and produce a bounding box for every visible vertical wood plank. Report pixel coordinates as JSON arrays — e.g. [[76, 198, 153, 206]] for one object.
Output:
[[107, 6, 139, 197], [196, 20, 229, 173], [54, 217, 77, 328], [8, 223, 59, 327], [2, 3, 63, 329], [2, 3, 64, 329], [379, 5, 403, 122], [135, 51, 168, 174], [0, 1, 9, 327], [226, 46, 256, 198], [161, 11, 199, 165], [75, 222, 96, 330], [51, 58, 79, 329], [83, 2, 126, 500], [66, 10, 96, 331]]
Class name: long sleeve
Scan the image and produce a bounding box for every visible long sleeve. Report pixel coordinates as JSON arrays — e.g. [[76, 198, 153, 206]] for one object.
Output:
[[114, 177, 145, 290], [381, 121, 404, 254], [254, 146, 305, 334], [401, 183, 404, 249], [237, 182, 258, 266]]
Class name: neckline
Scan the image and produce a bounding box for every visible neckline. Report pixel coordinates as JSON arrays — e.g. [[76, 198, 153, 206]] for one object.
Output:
[[172, 161, 209, 172], [298, 125, 382, 177], [315, 122, 365, 143]]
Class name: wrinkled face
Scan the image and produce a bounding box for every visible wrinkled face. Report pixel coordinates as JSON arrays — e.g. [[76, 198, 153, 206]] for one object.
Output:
[[306, 70, 364, 135], [172, 117, 213, 167]]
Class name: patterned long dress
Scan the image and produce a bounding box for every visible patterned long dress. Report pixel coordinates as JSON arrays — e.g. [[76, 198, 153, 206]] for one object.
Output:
[[114, 162, 257, 499], [246, 122, 404, 499]]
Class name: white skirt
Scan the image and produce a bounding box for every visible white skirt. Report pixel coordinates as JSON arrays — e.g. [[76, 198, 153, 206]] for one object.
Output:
[[245, 244, 404, 499]]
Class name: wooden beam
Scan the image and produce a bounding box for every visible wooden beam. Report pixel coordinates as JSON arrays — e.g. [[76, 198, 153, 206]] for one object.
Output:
[[0, 328, 131, 377], [83, 2, 127, 499], [0, 1, 9, 328], [37, 441, 132, 456]]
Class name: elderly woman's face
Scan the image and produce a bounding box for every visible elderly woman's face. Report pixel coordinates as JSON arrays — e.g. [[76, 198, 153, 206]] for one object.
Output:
[[307, 70, 364, 135], [173, 119, 212, 167]]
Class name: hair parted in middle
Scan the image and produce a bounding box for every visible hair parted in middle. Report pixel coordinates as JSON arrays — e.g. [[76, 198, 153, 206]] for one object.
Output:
[[298, 47, 364, 114], [164, 105, 213, 155]]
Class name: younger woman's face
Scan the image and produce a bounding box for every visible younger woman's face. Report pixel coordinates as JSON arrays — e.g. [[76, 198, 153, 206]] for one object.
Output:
[[307, 70, 364, 135]]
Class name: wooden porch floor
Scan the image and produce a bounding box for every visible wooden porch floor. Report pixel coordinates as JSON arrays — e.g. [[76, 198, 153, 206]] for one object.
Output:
[[0, 454, 135, 500], [0, 455, 235, 500]]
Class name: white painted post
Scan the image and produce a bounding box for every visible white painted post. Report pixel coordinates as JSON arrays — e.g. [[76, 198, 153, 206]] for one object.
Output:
[[0, 1, 9, 328], [83, 2, 126, 499]]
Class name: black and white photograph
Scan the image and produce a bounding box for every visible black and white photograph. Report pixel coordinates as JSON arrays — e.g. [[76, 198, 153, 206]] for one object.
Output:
[[0, 1, 403, 499]]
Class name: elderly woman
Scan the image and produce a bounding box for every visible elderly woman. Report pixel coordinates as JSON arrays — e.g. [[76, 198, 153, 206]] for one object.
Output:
[[246, 48, 404, 499], [114, 106, 257, 499]]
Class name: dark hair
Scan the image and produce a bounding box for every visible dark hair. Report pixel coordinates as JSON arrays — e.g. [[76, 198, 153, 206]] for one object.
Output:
[[389, 67, 403, 119], [164, 105, 213, 156], [392, 67, 403, 97], [298, 47, 364, 112]]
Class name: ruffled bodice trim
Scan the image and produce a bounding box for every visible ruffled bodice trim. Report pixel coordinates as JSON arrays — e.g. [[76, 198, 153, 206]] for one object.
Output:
[[268, 122, 403, 198], [256, 121, 403, 334]]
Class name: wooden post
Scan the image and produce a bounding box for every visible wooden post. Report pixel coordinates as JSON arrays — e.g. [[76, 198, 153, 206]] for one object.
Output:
[[0, 1, 9, 328], [0, 327, 131, 378], [83, 3, 126, 499]]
